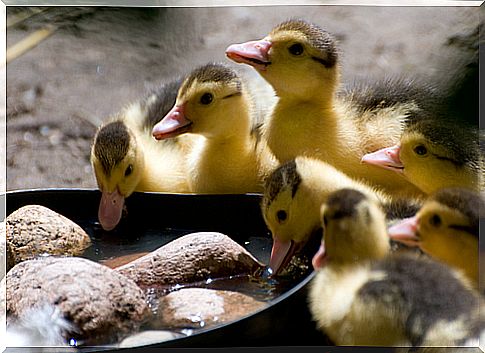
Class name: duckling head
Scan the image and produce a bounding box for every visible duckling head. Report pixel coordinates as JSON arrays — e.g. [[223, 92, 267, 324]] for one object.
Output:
[[389, 187, 481, 263], [362, 120, 483, 194], [226, 19, 339, 100], [152, 63, 248, 140], [91, 121, 144, 231], [262, 158, 332, 275], [313, 189, 390, 269]]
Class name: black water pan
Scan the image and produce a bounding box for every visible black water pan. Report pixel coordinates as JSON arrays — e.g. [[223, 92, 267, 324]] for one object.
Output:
[[5, 188, 329, 350]]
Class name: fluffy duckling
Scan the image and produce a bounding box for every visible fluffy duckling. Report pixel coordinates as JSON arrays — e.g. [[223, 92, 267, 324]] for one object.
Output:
[[261, 156, 390, 276], [152, 63, 277, 194], [388, 187, 483, 288], [309, 188, 483, 347], [91, 79, 190, 231], [362, 119, 484, 194], [226, 19, 430, 199]]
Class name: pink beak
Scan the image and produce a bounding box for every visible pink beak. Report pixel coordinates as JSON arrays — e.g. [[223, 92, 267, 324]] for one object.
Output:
[[361, 145, 404, 174], [388, 216, 420, 247], [98, 189, 125, 231], [152, 104, 192, 140], [268, 238, 295, 276], [312, 242, 327, 270], [225, 40, 272, 71]]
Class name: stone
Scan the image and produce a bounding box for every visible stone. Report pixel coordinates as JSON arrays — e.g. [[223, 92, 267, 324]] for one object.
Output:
[[5, 205, 91, 270], [1, 256, 150, 345], [154, 288, 266, 330], [116, 232, 263, 287], [118, 330, 182, 348]]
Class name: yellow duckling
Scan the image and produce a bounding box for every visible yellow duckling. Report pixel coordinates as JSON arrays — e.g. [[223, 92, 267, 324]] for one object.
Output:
[[388, 187, 483, 288], [226, 19, 428, 199], [91, 80, 190, 231], [261, 156, 390, 276], [362, 119, 484, 194], [309, 188, 483, 347], [152, 63, 277, 194]]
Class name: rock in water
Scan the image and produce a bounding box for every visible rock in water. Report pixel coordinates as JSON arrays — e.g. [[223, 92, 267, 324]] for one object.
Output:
[[1, 256, 150, 345]]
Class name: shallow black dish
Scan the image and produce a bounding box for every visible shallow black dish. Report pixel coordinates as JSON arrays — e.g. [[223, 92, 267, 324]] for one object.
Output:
[[5, 188, 327, 350]]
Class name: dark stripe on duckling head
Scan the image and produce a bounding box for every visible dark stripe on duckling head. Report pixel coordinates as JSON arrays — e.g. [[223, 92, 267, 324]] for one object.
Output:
[[325, 189, 367, 220], [429, 187, 483, 238], [179, 63, 241, 98], [94, 121, 130, 175], [143, 78, 183, 131], [262, 160, 301, 210], [358, 254, 481, 346], [406, 119, 480, 167], [272, 19, 338, 69]]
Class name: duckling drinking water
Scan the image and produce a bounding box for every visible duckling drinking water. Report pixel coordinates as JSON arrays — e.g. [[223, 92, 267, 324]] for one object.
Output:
[[152, 63, 277, 194], [261, 156, 397, 276], [91, 79, 190, 231], [226, 19, 435, 199], [309, 188, 484, 347]]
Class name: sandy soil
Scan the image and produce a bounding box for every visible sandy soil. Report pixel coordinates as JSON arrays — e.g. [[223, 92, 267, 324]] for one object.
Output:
[[5, 5, 481, 191]]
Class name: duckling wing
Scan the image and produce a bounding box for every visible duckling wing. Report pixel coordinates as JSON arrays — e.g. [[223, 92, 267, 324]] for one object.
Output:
[[340, 76, 442, 126]]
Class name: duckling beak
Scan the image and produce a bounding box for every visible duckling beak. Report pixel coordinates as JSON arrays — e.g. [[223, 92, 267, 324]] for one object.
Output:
[[361, 145, 404, 174], [387, 216, 420, 247], [225, 40, 272, 71], [268, 238, 294, 276], [152, 105, 192, 140], [312, 242, 327, 270], [269, 237, 293, 275], [98, 189, 125, 231]]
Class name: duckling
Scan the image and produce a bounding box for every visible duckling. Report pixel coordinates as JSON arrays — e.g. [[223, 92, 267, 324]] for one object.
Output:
[[362, 118, 484, 194], [91, 79, 190, 231], [226, 19, 431, 199], [262, 156, 390, 276], [152, 63, 277, 194], [309, 188, 483, 347], [388, 187, 483, 288]]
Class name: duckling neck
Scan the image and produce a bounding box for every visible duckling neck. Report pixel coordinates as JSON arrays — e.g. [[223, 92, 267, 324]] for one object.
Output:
[[187, 118, 260, 193], [265, 95, 343, 163]]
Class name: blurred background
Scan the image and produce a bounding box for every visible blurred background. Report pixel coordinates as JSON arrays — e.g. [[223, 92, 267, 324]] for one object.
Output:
[[5, 5, 482, 190]]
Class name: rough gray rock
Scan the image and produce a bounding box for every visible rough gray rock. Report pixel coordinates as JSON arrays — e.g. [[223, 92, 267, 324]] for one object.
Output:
[[116, 232, 264, 287], [1, 256, 151, 345], [154, 288, 266, 330], [5, 205, 91, 270]]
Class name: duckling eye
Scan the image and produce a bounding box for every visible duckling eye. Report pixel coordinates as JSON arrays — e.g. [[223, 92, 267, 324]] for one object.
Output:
[[200, 93, 213, 105], [413, 145, 428, 156], [125, 164, 133, 177], [276, 210, 288, 223], [288, 43, 304, 56], [429, 214, 442, 227]]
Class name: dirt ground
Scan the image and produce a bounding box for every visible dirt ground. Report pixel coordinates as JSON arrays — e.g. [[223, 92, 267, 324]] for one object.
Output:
[[5, 5, 482, 191]]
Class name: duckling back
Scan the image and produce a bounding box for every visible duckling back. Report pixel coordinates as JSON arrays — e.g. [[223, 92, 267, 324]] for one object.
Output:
[[309, 188, 484, 347]]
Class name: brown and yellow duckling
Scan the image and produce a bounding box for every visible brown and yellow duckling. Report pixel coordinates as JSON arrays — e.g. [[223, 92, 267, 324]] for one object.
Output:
[[152, 63, 277, 194], [362, 119, 484, 194], [388, 187, 483, 288], [261, 156, 400, 276], [91, 80, 190, 231], [226, 19, 433, 199], [309, 188, 483, 347]]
